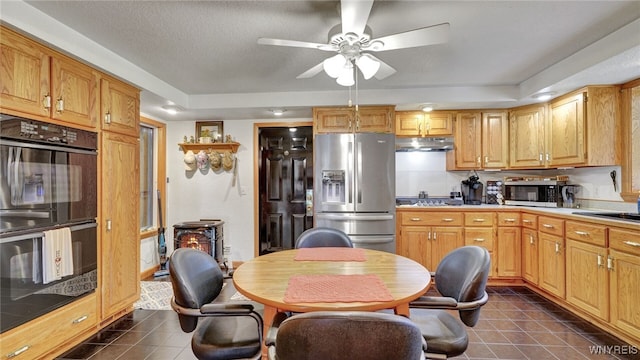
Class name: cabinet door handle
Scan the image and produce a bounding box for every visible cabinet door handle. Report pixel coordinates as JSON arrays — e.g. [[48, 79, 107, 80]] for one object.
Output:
[[623, 241, 640, 247], [43, 94, 51, 110], [474, 238, 485, 242], [106, 219, 112, 231], [104, 111, 112, 124], [539, 153, 543, 162], [546, 153, 550, 161], [543, 224, 554, 229], [523, 219, 532, 224], [410, 217, 422, 222], [427, 232, 431, 240], [7, 345, 30, 358], [597, 254, 604, 268], [484, 156, 489, 164], [442, 218, 454, 222], [418, 123, 422, 135], [476, 156, 481, 165], [574, 231, 589, 236], [55, 98, 64, 112], [504, 218, 516, 222], [473, 218, 486, 222], [555, 242, 560, 253], [529, 234, 534, 244], [433, 232, 437, 240], [607, 256, 614, 271], [73, 315, 89, 324]]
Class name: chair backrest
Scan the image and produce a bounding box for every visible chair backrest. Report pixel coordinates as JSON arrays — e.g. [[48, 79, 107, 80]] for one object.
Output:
[[272, 311, 424, 360], [434, 246, 491, 326], [294, 227, 354, 248], [169, 248, 224, 332]]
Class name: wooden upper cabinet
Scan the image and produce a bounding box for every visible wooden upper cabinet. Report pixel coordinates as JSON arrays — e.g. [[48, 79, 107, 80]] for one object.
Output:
[[620, 79, 640, 202], [0, 27, 51, 118], [0, 27, 99, 128], [395, 111, 453, 137], [482, 112, 509, 168], [51, 56, 99, 128], [509, 104, 546, 168], [451, 112, 481, 168], [547, 86, 619, 167], [314, 106, 394, 134], [101, 75, 140, 137], [449, 111, 507, 170]]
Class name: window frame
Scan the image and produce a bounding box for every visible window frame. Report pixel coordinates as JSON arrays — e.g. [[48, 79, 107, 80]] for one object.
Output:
[[139, 116, 167, 240]]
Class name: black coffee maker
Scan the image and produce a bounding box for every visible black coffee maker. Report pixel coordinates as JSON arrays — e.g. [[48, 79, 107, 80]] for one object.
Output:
[[461, 172, 483, 205]]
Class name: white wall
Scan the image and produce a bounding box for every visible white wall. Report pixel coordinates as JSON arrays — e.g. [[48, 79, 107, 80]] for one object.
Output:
[[164, 118, 309, 264]]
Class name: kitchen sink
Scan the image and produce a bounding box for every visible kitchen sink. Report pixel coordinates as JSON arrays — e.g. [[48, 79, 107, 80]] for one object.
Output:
[[573, 212, 640, 223]]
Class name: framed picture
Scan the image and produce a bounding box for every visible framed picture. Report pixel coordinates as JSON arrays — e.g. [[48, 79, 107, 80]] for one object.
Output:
[[195, 121, 224, 143]]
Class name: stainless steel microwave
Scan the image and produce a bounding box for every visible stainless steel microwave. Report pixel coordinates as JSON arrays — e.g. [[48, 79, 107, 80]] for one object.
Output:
[[503, 180, 567, 208]]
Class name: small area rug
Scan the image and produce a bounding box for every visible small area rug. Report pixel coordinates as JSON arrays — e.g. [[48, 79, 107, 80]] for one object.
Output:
[[134, 281, 245, 310], [134, 281, 173, 310]]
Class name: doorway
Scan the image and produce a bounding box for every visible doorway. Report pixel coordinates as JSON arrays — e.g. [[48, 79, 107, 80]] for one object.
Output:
[[257, 126, 313, 255]]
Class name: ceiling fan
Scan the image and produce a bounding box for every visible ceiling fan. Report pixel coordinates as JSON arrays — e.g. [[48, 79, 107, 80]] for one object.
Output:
[[257, 0, 450, 86]]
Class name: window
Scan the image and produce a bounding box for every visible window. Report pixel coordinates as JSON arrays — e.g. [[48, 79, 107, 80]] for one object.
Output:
[[139, 117, 166, 234]]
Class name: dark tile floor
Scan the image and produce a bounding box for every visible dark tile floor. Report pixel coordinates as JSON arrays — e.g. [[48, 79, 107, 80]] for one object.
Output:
[[57, 283, 639, 360]]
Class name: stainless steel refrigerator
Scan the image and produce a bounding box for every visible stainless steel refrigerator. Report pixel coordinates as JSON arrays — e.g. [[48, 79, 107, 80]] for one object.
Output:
[[314, 133, 396, 252]]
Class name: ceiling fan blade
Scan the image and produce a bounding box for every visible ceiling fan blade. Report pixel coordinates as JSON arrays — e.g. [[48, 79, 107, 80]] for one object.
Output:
[[341, 0, 373, 36], [369, 23, 450, 52], [366, 54, 396, 80], [258, 37, 336, 51], [297, 62, 325, 79]]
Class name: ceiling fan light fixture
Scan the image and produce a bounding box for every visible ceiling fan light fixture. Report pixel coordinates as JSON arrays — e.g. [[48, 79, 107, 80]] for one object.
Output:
[[323, 54, 347, 78], [421, 104, 434, 112], [336, 62, 355, 86], [355, 54, 380, 80]]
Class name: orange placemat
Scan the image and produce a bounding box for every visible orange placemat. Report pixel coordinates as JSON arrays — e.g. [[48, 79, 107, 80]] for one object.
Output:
[[294, 247, 366, 261], [283, 274, 393, 303]]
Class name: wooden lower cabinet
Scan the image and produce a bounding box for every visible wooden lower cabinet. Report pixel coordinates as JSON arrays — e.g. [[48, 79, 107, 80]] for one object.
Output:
[[398, 211, 463, 271], [496, 226, 521, 277], [1, 293, 97, 359], [538, 231, 566, 298], [566, 239, 609, 320], [609, 228, 640, 341], [521, 227, 538, 284]]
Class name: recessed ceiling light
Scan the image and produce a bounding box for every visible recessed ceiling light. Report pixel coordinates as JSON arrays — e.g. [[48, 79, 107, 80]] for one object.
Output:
[[161, 104, 184, 115], [532, 91, 556, 101], [270, 109, 286, 116], [421, 104, 433, 112]]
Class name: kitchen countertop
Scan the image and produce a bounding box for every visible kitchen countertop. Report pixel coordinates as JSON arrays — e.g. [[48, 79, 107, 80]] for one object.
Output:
[[396, 204, 640, 229]]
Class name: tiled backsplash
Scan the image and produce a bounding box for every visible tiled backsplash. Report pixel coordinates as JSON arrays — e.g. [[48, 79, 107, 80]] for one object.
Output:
[[396, 152, 634, 212]]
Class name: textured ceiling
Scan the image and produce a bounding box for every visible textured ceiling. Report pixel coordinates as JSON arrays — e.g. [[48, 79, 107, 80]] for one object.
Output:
[[3, 1, 640, 121]]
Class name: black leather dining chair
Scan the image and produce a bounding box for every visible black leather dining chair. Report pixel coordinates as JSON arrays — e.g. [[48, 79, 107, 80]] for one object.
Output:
[[169, 248, 264, 360], [265, 311, 427, 360], [409, 246, 491, 359], [294, 227, 354, 248]]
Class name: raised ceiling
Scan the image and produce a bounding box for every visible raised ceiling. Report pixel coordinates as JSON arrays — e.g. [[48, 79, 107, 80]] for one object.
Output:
[[3, 1, 640, 121]]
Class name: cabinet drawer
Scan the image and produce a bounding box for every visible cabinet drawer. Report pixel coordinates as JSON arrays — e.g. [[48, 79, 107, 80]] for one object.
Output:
[[498, 212, 521, 226], [465, 228, 495, 251], [1, 293, 97, 359], [464, 212, 494, 227], [401, 212, 463, 226], [538, 216, 564, 236], [609, 228, 640, 256], [521, 213, 537, 229], [565, 221, 606, 247]]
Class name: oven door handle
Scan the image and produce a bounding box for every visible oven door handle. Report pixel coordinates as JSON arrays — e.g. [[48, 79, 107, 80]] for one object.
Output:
[[0, 221, 97, 243], [1, 139, 97, 155]]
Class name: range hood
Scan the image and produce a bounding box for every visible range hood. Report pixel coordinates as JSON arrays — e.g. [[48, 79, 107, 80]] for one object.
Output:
[[395, 137, 454, 152]]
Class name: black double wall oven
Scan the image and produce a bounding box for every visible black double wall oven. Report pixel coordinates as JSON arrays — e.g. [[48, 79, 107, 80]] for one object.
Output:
[[0, 114, 98, 333]]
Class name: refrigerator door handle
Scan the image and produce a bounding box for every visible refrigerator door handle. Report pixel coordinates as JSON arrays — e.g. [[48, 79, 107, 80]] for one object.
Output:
[[356, 140, 362, 204], [348, 140, 353, 205], [349, 235, 395, 244], [316, 213, 394, 221]]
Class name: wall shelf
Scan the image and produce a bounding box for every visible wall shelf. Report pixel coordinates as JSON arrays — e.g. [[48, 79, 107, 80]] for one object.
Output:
[[179, 142, 240, 153]]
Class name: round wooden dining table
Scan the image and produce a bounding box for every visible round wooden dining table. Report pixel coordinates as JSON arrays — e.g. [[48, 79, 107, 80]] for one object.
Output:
[[232, 248, 431, 359]]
